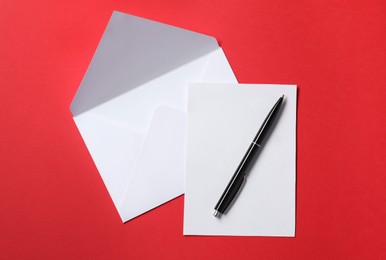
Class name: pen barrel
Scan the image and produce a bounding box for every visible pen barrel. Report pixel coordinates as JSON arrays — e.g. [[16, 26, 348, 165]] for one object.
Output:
[[253, 96, 283, 144], [214, 142, 260, 214], [214, 96, 284, 215]]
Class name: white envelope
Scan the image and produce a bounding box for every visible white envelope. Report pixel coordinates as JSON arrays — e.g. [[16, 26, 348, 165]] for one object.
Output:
[[70, 11, 237, 222]]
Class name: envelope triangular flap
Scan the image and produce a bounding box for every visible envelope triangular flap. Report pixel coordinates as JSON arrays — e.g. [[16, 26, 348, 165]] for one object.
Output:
[[70, 11, 220, 116]]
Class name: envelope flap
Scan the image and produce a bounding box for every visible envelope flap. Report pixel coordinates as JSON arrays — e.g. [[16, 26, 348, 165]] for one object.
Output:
[[71, 11, 219, 116]]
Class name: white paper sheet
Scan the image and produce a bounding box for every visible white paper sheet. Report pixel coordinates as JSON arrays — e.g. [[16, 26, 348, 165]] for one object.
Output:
[[184, 83, 297, 236]]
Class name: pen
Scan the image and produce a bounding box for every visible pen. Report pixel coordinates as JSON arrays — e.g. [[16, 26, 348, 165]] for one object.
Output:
[[213, 95, 285, 217]]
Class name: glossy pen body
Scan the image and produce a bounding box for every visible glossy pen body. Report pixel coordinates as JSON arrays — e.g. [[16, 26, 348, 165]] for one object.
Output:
[[214, 95, 284, 217]]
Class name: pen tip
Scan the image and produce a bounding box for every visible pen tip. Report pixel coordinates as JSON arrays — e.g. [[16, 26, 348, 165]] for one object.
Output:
[[213, 210, 220, 217], [281, 94, 285, 99]]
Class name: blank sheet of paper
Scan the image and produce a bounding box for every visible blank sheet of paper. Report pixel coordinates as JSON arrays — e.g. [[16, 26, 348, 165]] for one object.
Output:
[[184, 83, 297, 236]]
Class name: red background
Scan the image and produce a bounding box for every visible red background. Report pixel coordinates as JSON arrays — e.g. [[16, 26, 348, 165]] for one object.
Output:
[[1, 0, 385, 259]]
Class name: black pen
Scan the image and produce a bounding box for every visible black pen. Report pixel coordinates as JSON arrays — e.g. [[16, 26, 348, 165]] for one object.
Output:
[[214, 95, 285, 217]]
